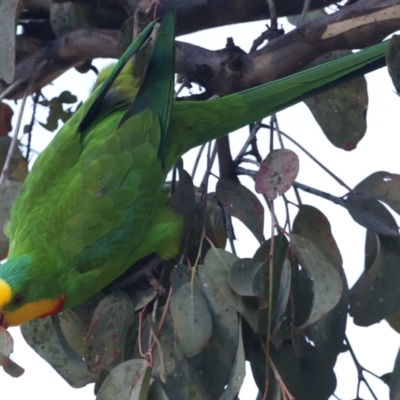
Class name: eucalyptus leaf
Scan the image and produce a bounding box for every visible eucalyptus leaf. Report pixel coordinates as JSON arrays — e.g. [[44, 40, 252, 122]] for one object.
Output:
[[96, 359, 151, 400], [255, 149, 299, 199], [350, 234, 400, 326], [84, 291, 134, 373], [304, 50, 368, 150], [216, 179, 265, 243], [21, 317, 98, 387], [290, 234, 343, 327], [355, 171, 400, 215], [387, 35, 400, 94], [345, 193, 399, 236], [170, 282, 212, 357]]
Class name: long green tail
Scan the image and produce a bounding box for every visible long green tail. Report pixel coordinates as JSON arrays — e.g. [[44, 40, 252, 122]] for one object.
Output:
[[166, 40, 388, 168]]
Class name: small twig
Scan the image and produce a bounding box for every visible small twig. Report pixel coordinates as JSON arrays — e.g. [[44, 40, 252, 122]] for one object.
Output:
[[224, 208, 237, 256], [174, 78, 190, 99], [240, 158, 261, 167], [345, 335, 378, 400], [25, 91, 40, 162], [236, 166, 257, 178], [191, 144, 206, 179], [263, 203, 275, 400], [0, 60, 47, 184], [293, 182, 344, 205], [271, 115, 284, 148], [0, 77, 25, 102], [269, 358, 295, 400], [298, 0, 312, 26], [293, 185, 302, 206], [148, 296, 160, 354], [281, 194, 292, 231], [200, 141, 217, 191], [266, 0, 278, 28], [235, 122, 262, 162]]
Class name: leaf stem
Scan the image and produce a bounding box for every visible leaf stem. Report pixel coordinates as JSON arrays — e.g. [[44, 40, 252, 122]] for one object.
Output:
[[293, 182, 345, 206]]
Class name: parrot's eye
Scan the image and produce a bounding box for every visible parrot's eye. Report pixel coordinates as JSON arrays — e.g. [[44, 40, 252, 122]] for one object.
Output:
[[13, 294, 23, 306]]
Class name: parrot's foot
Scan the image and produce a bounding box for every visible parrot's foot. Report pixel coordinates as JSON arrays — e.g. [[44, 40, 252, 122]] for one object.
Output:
[[108, 254, 163, 292]]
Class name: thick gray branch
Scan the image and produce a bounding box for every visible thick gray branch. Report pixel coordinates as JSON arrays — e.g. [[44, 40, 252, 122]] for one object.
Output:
[[3, 0, 400, 99]]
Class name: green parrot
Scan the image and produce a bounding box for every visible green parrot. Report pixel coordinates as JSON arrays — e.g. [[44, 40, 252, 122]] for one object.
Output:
[[0, 9, 390, 327]]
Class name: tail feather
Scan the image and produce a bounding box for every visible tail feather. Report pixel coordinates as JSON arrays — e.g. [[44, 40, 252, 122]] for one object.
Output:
[[119, 8, 176, 163], [166, 40, 388, 167], [79, 19, 157, 133]]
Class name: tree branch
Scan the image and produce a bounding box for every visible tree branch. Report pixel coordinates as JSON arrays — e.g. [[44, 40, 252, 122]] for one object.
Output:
[[3, 0, 400, 99]]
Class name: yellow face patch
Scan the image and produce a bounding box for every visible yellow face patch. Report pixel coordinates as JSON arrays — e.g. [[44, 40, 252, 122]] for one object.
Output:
[[0, 278, 12, 308], [3, 296, 65, 327]]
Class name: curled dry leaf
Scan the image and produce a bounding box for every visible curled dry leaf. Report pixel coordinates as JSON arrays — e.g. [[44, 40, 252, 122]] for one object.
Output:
[[255, 149, 299, 199]]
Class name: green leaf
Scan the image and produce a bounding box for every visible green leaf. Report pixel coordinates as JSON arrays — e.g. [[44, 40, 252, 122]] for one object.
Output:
[[57, 309, 89, 357], [2, 357, 24, 378], [202, 248, 258, 331], [292, 205, 347, 367], [270, 341, 336, 400], [148, 379, 170, 400], [216, 179, 265, 243], [350, 234, 400, 326], [39, 91, 77, 132], [229, 258, 268, 298], [193, 249, 240, 398], [255, 149, 299, 199], [21, 317, 98, 387], [390, 346, 400, 400], [272, 259, 291, 333], [290, 234, 343, 327], [219, 319, 246, 400], [96, 359, 152, 400], [345, 193, 399, 236], [130, 287, 158, 311], [170, 263, 191, 291], [170, 282, 212, 358], [84, 291, 134, 373], [354, 171, 400, 215], [152, 313, 211, 400], [292, 205, 342, 269], [253, 235, 290, 334], [380, 372, 392, 386], [387, 35, 400, 94], [0, 326, 13, 357], [304, 50, 368, 150]]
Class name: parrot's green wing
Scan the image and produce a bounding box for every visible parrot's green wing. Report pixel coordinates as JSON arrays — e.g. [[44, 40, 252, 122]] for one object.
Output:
[[120, 13, 175, 162], [79, 19, 157, 133], [165, 40, 388, 168], [7, 10, 180, 308]]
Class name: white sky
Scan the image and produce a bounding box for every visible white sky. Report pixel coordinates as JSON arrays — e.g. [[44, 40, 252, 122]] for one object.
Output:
[[2, 14, 400, 400]]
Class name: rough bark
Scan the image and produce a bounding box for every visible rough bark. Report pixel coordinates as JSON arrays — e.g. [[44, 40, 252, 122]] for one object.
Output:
[[3, 0, 400, 99]]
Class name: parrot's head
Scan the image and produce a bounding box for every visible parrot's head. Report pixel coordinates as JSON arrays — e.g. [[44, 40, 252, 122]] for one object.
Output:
[[0, 256, 65, 327]]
